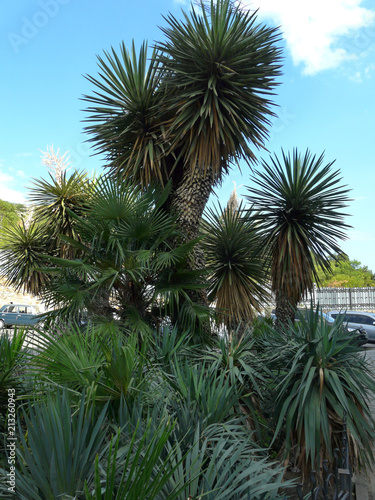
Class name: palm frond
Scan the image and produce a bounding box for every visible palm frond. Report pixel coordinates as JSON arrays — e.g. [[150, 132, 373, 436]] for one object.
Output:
[[202, 201, 270, 327], [246, 148, 352, 305], [83, 42, 171, 187]]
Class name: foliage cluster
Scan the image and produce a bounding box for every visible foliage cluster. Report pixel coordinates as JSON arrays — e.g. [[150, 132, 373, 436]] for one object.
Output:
[[315, 254, 375, 288], [0, 324, 288, 499], [0, 1, 374, 498], [0, 308, 374, 499], [0, 200, 25, 232]]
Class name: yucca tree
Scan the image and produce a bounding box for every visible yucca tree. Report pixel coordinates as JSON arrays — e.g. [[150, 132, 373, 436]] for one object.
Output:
[[0, 170, 91, 296], [260, 307, 375, 475], [0, 220, 50, 295], [29, 169, 91, 258], [202, 196, 270, 330], [83, 0, 282, 250], [246, 149, 351, 327]]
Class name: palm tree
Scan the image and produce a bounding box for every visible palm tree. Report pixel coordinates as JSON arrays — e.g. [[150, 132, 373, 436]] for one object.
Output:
[[246, 148, 351, 327], [83, 0, 282, 250], [0, 169, 91, 296], [38, 177, 211, 334], [202, 195, 270, 330]]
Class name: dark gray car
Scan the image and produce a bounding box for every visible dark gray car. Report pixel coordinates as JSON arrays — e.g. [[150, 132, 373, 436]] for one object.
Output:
[[328, 310, 375, 343]]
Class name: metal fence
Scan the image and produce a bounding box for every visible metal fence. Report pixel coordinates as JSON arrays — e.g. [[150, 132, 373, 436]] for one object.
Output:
[[284, 421, 352, 500], [299, 286, 375, 311]]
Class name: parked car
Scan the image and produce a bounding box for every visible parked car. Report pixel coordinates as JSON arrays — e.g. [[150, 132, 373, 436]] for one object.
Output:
[[271, 308, 333, 323], [0, 304, 44, 329], [271, 308, 368, 346], [328, 310, 375, 344]]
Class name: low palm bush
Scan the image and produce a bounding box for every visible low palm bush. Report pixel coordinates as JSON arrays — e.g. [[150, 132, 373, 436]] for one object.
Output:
[[84, 365, 290, 500], [28, 324, 156, 410], [12, 390, 108, 499], [259, 306, 375, 475], [84, 418, 192, 500], [202, 330, 272, 441], [0, 329, 30, 406], [0, 328, 32, 454], [0, 322, 294, 499]]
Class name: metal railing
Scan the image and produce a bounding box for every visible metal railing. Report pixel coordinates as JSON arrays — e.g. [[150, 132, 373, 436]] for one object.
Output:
[[299, 286, 375, 311], [285, 422, 352, 500]]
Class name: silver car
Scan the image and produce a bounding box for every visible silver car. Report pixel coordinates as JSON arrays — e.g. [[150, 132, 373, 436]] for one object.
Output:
[[328, 310, 375, 343]]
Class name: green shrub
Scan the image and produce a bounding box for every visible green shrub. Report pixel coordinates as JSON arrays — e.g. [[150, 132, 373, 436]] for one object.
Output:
[[261, 306, 375, 474]]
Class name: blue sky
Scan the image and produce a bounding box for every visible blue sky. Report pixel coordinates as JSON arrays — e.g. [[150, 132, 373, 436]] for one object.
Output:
[[1, 0, 375, 271]]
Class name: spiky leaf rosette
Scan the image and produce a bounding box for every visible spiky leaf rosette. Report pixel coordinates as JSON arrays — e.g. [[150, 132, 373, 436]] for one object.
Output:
[[246, 148, 351, 306], [202, 201, 270, 327], [83, 42, 170, 187], [0, 221, 50, 295], [28, 170, 90, 258], [83, 1, 282, 186], [156, 0, 282, 178]]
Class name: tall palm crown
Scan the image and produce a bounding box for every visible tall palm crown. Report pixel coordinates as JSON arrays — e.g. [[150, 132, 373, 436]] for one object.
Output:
[[28, 170, 90, 258], [156, 0, 282, 179], [83, 0, 282, 227], [246, 149, 351, 325], [202, 199, 270, 329]]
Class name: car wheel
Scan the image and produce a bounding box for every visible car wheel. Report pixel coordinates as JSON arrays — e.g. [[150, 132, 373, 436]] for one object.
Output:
[[0, 319, 5, 330]]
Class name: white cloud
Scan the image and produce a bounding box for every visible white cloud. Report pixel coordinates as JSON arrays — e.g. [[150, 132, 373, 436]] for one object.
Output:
[[365, 63, 375, 76], [349, 70, 363, 82], [0, 172, 27, 203], [243, 0, 375, 75]]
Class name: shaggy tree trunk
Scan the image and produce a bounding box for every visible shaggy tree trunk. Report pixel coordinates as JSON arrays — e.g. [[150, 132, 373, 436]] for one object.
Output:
[[88, 288, 114, 320], [168, 165, 214, 311], [275, 291, 296, 330], [170, 166, 213, 242]]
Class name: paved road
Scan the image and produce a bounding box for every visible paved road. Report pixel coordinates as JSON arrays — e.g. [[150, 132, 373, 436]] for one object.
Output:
[[365, 343, 375, 364], [364, 344, 375, 411], [362, 344, 375, 499]]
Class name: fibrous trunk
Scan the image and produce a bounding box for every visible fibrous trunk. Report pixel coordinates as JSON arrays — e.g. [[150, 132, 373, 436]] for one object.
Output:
[[275, 291, 296, 330], [170, 165, 213, 243], [169, 164, 214, 305]]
